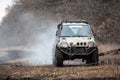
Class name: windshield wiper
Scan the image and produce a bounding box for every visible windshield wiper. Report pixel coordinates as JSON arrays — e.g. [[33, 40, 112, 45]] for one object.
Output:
[[71, 35, 90, 37], [60, 36, 72, 37]]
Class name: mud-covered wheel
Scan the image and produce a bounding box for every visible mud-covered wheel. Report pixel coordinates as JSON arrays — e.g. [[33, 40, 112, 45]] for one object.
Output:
[[86, 48, 99, 65], [91, 49, 99, 65], [53, 48, 63, 67]]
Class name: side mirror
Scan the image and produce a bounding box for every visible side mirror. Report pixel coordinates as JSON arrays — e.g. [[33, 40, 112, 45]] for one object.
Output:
[[57, 25, 61, 29]]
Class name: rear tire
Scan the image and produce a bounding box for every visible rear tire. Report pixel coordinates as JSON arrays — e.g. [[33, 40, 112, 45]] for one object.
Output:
[[53, 48, 63, 67]]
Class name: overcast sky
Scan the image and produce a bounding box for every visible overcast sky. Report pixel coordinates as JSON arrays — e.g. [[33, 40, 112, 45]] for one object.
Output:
[[0, 0, 14, 23]]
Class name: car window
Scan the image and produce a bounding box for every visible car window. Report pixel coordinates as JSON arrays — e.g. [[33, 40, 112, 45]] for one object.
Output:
[[60, 25, 93, 37]]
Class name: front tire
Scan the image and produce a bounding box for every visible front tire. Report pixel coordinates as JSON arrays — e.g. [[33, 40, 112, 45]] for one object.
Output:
[[91, 49, 99, 65], [86, 48, 99, 65], [53, 48, 63, 67]]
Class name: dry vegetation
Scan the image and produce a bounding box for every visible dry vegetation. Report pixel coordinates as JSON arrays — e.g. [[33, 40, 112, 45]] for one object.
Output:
[[0, 63, 120, 80], [1, 1, 119, 40]]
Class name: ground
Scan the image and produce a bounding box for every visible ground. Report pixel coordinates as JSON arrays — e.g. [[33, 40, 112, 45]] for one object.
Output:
[[0, 49, 120, 80]]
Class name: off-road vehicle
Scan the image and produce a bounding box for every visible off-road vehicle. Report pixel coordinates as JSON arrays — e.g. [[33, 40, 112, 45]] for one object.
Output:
[[53, 20, 99, 67]]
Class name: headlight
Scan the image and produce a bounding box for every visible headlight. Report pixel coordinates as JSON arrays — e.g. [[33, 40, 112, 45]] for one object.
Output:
[[59, 42, 68, 48], [88, 42, 95, 47]]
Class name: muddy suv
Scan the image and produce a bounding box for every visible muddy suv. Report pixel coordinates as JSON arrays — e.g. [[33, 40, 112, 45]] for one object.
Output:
[[53, 20, 99, 67]]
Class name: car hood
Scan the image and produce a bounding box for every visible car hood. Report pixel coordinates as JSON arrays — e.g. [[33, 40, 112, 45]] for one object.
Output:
[[59, 37, 95, 46]]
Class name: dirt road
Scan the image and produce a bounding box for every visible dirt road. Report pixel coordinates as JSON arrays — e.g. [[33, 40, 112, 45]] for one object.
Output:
[[0, 49, 120, 80], [0, 64, 120, 80]]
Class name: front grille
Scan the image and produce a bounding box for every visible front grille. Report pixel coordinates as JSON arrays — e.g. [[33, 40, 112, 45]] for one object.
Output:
[[72, 47, 86, 54]]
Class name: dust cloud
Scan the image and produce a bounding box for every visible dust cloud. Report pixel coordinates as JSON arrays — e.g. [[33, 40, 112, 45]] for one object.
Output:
[[0, 6, 60, 65]]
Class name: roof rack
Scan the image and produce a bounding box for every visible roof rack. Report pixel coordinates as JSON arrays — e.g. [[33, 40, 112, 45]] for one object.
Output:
[[62, 20, 88, 24], [80, 20, 88, 24]]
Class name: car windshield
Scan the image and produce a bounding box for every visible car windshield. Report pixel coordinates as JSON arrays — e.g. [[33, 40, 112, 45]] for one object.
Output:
[[60, 25, 93, 37]]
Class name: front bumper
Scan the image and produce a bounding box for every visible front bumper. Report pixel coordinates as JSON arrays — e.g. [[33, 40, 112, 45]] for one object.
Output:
[[57, 47, 97, 56]]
